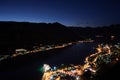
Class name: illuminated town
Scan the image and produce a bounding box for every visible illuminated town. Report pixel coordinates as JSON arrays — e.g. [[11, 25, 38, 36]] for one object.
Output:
[[0, 0, 120, 79], [0, 40, 94, 62], [42, 43, 120, 80]]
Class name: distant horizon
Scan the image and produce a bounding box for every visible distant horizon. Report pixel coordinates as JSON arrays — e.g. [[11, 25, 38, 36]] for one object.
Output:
[[0, 20, 119, 28], [0, 0, 120, 28]]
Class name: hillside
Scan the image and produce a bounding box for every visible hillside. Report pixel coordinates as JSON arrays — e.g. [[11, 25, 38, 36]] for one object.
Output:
[[0, 22, 80, 54], [69, 24, 120, 43], [0, 21, 120, 54]]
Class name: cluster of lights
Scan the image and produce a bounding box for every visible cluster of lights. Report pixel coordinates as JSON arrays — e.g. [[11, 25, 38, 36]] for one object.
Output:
[[42, 43, 120, 80], [0, 39, 94, 62]]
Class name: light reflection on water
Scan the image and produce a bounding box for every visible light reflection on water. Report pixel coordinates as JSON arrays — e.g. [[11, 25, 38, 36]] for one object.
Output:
[[0, 43, 97, 80], [38, 42, 97, 80]]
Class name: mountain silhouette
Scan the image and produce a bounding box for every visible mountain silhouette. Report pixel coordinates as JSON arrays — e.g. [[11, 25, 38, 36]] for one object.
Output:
[[0, 21, 120, 54], [0, 21, 80, 54]]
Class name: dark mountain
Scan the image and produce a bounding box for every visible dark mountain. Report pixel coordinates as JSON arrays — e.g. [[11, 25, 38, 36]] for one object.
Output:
[[69, 24, 120, 43], [0, 22, 80, 54], [0, 21, 120, 54]]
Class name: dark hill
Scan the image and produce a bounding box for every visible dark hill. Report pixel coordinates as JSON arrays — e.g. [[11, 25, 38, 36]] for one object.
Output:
[[0, 21, 120, 54], [69, 24, 120, 43], [0, 22, 80, 54]]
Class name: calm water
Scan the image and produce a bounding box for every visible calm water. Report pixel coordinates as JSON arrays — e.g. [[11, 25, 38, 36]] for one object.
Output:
[[0, 42, 97, 80]]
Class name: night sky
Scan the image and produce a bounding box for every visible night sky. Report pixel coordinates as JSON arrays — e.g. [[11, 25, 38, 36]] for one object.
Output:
[[0, 0, 120, 27]]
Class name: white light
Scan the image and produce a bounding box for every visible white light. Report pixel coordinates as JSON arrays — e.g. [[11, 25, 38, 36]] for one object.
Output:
[[43, 64, 51, 72], [50, 75, 54, 80], [88, 68, 96, 73], [53, 66, 57, 70], [76, 76, 80, 80], [85, 69, 88, 72]]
